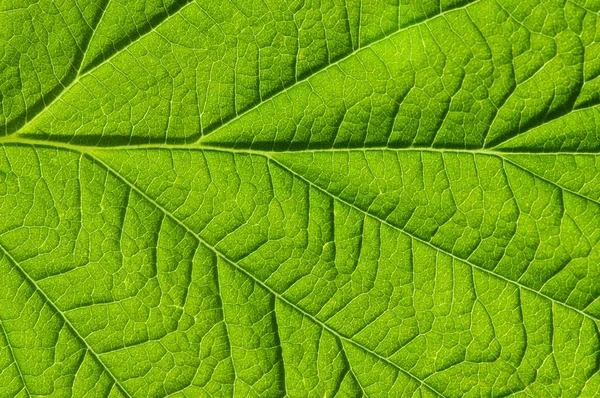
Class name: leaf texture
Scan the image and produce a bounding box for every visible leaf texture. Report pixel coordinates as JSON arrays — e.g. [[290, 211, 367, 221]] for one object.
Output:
[[1, 0, 600, 397]]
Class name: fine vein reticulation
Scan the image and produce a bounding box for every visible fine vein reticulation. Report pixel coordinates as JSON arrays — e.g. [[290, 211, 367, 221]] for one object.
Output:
[[1, 0, 600, 397]]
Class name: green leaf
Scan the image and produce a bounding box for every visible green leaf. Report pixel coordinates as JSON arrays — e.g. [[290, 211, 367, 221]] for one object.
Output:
[[1, 0, 600, 396]]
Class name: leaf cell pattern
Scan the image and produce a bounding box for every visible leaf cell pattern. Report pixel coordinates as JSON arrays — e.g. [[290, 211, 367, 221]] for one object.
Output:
[[1, 0, 600, 397]]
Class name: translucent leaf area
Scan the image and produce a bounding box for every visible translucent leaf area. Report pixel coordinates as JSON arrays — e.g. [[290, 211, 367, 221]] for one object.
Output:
[[1, 0, 600, 396]]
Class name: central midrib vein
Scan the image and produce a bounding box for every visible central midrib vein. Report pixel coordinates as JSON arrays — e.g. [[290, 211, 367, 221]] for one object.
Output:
[[2, 134, 600, 156], [2, 134, 598, 324], [2, 136, 599, 396]]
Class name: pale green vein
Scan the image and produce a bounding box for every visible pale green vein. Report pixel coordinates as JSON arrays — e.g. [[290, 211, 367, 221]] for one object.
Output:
[[12, 0, 198, 137], [4, 134, 600, 210], [11, 0, 481, 142], [81, 149, 446, 398], [488, 104, 600, 150], [0, 245, 132, 398], [501, 155, 600, 214], [264, 153, 600, 326], [197, 0, 480, 139], [2, 138, 599, 349], [213, 254, 237, 395], [77, 0, 111, 76], [0, 319, 30, 397]]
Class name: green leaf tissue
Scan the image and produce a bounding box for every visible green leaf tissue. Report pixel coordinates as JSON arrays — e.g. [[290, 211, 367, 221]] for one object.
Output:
[[1, 0, 600, 396]]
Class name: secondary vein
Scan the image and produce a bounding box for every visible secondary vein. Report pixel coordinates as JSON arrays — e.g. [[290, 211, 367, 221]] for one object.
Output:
[[0, 244, 132, 398]]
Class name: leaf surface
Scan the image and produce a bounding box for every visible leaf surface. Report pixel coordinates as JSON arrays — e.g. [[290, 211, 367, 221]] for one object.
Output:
[[1, 0, 600, 397]]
